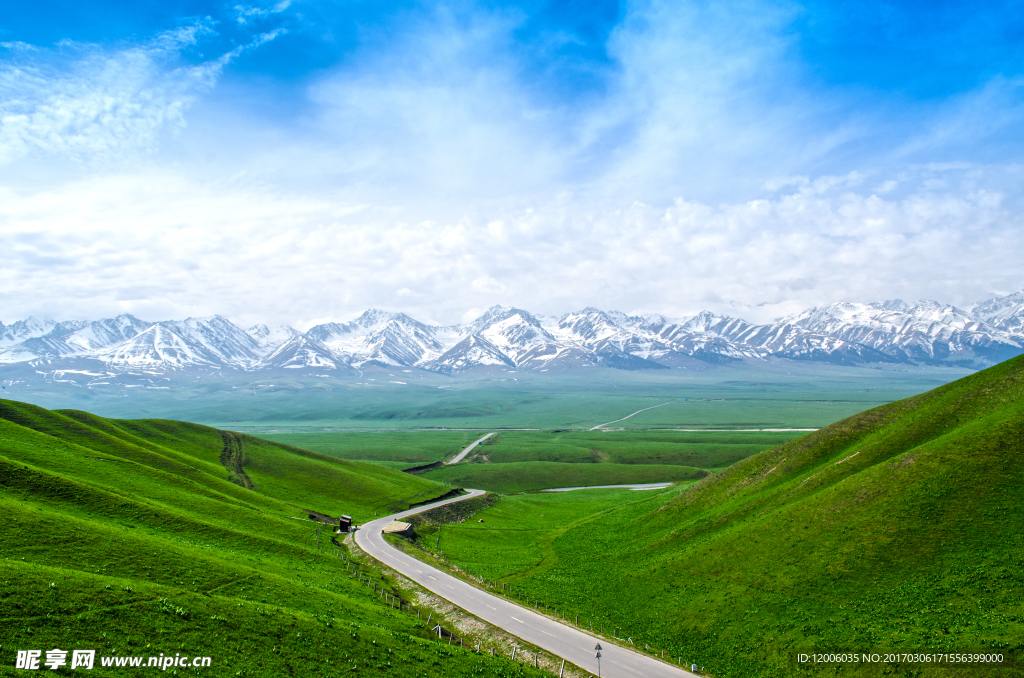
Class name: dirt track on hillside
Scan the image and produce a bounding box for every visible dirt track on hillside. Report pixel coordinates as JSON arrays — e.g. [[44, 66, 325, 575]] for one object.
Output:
[[219, 431, 255, 490]]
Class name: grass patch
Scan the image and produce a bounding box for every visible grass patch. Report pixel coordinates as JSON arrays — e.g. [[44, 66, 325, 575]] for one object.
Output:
[[420, 462, 707, 493], [258, 430, 482, 465], [478, 430, 801, 467]]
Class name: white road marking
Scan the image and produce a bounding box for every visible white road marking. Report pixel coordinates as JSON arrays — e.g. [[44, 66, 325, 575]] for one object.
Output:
[[511, 617, 524, 624]]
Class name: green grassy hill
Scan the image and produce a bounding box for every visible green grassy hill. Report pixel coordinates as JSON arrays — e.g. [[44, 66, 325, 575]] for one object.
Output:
[[0, 400, 546, 677], [431, 356, 1024, 676]]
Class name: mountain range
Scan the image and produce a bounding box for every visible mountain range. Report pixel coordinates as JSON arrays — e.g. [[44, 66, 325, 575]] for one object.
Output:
[[3, 291, 1024, 375]]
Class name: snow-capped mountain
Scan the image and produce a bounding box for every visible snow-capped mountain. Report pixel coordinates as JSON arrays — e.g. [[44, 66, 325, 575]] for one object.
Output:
[[306, 310, 448, 367], [423, 334, 516, 374], [973, 291, 1024, 336], [2, 291, 1023, 375], [781, 300, 1020, 364], [246, 324, 301, 357], [0, 315, 150, 363], [0, 316, 57, 349], [97, 316, 261, 369], [255, 334, 343, 370]]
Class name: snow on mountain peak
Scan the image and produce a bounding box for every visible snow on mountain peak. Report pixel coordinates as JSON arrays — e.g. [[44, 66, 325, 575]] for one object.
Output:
[[972, 291, 1024, 335], [3, 290, 1024, 374], [0, 316, 58, 348], [247, 324, 301, 356]]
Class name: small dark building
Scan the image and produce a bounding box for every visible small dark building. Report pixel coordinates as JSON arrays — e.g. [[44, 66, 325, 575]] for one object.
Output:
[[338, 515, 353, 532]]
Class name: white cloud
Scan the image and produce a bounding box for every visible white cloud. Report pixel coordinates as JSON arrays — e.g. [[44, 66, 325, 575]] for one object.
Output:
[[0, 165, 1020, 327], [1, 3, 1022, 326]]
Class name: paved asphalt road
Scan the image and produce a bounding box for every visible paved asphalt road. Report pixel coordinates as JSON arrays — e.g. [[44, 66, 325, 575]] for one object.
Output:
[[446, 432, 496, 464], [354, 490, 698, 678]]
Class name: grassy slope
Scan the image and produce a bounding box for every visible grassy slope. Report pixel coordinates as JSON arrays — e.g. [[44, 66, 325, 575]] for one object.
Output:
[[259, 431, 481, 469], [421, 462, 707, 494], [434, 356, 1024, 676], [0, 400, 545, 678], [430, 489, 679, 579]]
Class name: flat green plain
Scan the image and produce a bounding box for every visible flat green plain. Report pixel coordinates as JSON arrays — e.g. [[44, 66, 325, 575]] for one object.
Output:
[[0, 360, 970, 431], [261, 429, 805, 491]]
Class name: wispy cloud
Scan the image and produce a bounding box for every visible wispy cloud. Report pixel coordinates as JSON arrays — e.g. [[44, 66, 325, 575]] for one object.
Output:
[[0, 21, 282, 166], [234, 1, 294, 25]]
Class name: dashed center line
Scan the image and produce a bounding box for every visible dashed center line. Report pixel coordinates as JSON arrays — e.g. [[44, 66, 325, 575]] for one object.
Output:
[[511, 617, 524, 624]]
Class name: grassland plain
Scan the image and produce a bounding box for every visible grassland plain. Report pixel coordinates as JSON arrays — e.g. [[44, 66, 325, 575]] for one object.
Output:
[[261, 430, 805, 491], [1, 361, 968, 431], [417, 430, 806, 491], [0, 399, 549, 678], [426, 356, 1024, 677], [470, 431, 803, 466]]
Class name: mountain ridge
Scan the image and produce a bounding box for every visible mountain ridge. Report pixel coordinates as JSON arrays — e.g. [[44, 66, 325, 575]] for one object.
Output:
[[3, 291, 1023, 374]]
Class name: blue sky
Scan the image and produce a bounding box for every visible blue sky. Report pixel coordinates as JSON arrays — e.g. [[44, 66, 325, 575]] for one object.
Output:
[[1, 0, 1022, 326]]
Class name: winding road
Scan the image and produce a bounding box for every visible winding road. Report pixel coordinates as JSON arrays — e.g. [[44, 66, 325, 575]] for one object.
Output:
[[590, 403, 675, 430], [354, 490, 697, 678], [446, 432, 496, 464]]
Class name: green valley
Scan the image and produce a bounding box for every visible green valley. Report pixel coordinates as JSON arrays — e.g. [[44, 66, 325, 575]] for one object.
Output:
[[4, 352, 1023, 677]]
